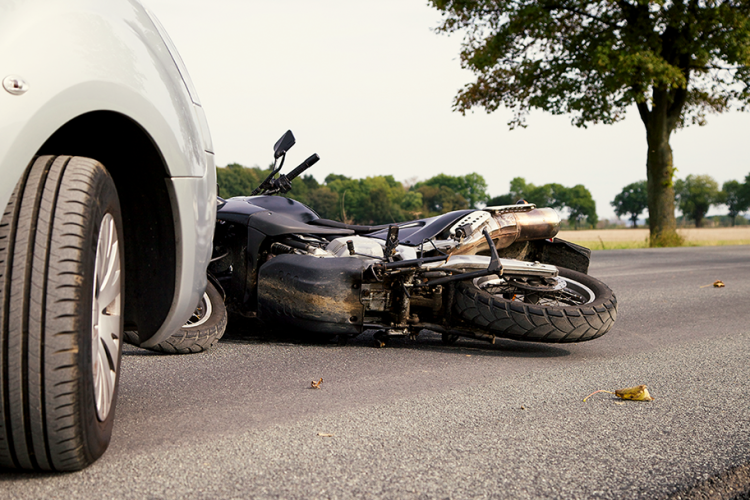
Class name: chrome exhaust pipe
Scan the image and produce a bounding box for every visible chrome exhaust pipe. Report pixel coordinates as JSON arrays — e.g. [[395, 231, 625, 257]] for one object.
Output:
[[513, 207, 561, 241], [448, 207, 561, 256]]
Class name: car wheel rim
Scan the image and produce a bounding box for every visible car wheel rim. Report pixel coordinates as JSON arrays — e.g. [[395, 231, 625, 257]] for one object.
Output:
[[91, 213, 122, 421]]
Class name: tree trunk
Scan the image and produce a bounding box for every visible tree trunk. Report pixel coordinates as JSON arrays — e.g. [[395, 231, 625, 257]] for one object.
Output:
[[640, 90, 682, 247], [694, 210, 705, 228], [646, 135, 678, 242]]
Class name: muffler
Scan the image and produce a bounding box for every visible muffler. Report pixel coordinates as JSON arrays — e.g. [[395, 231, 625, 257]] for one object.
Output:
[[449, 205, 561, 255]]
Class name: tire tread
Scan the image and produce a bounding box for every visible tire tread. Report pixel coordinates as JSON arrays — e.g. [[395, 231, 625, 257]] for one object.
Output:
[[454, 267, 617, 343], [1, 156, 123, 471], [123, 283, 227, 354]]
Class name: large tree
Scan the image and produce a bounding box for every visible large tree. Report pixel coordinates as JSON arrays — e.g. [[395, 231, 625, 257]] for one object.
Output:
[[562, 184, 599, 228], [611, 180, 649, 227], [674, 174, 720, 227], [719, 176, 750, 226], [430, 0, 750, 246]]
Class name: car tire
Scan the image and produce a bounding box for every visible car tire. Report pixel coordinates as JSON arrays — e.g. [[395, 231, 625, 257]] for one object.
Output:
[[0, 156, 124, 471]]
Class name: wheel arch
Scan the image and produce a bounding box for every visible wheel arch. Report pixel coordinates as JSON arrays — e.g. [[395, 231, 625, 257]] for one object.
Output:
[[37, 111, 177, 339]]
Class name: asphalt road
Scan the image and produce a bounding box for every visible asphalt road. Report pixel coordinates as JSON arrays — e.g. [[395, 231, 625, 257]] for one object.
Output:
[[2, 246, 749, 499]]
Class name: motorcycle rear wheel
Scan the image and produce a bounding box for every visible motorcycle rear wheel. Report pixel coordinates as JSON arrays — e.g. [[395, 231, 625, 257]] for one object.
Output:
[[454, 266, 617, 343]]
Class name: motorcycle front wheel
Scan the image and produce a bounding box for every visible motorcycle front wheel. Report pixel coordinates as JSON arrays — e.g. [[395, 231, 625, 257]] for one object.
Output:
[[454, 266, 617, 343], [124, 282, 227, 354]]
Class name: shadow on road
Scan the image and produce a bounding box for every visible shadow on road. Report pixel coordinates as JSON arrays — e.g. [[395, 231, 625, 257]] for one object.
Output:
[[216, 316, 571, 359]]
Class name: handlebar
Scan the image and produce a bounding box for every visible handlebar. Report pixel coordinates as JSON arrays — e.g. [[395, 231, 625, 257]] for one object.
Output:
[[253, 152, 320, 196], [286, 154, 320, 182]]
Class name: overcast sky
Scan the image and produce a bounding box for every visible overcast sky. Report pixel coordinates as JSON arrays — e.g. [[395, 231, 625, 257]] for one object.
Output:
[[146, 0, 750, 220]]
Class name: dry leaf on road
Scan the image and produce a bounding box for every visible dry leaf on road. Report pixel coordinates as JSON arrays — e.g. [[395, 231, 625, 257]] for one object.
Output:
[[584, 384, 654, 402], [615, 384, 654, 401]]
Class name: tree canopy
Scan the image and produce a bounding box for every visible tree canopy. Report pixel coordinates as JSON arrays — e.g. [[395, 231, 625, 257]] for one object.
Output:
[[430, 0, 750, 245], [215, 164, 490, 225], [413, 173, 489, 209], [495, 177, 598, 228], [719, 176, 750, 226], [674, 174, 720, 228], [611, 180, 649, 227]]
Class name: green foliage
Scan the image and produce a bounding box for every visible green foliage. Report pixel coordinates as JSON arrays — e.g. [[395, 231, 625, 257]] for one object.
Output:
[[648, 231, 685, 248], [413, 173, 489, 208], [494, 177, 597, 228], [429, 0, 750, 129], [216, 163, 485, 224], [430, 0, 750, 241], [216, 163, 271, 199], [486, 193, 515, 206], [413, 184, 468, 217], [674, 174, 721, 228], [611, 181, 649, 228], [719, 175, 750, 226], [704, 214, 750, 227], [324, 174, 417, 224], [562, 184, 598, 229], [508, 178, 567, 210]]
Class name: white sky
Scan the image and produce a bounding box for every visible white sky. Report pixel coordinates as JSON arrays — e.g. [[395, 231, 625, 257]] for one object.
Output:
[[146, 0, 750, 220]]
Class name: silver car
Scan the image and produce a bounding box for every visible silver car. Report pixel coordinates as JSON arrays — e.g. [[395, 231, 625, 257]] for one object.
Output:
[[0, 0, 216, 470]]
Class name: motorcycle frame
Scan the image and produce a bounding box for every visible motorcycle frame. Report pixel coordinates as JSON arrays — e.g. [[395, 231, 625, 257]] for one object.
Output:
[[209, 195, 593, 344]]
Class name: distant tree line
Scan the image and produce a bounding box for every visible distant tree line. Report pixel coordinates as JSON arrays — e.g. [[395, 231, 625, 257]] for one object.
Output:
[[217, 164, 601, 228], [612, 174, 750, 228], [487, 178, 598, 229], [217, 162, 750, 229], [216, 164, 489, 225]]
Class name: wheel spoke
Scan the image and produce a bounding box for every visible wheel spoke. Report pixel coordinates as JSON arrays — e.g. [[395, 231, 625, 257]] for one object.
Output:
[[91, 213, 122, 421], [96, 219, 121, 309], [95, 338, 114, 414], [99, 315, 121, 365], [183, 292, 212, 328], [96, 263, 121, 315], [476, 275, 593, 306]]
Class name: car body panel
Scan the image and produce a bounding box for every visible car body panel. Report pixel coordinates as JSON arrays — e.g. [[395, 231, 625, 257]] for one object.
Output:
[[0, 0, 216, 345]]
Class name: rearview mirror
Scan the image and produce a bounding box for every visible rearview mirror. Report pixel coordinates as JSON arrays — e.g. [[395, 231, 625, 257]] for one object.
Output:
[[273, 130, 296, 159]]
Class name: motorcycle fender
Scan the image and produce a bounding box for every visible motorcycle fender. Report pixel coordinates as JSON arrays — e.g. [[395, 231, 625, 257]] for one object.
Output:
[[257, 254, 365, 334], [497, 238, 592, 274]]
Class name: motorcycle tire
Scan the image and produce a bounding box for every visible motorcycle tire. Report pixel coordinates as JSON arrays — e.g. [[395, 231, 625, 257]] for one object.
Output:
[[124, 282, 227, 354], [454, 266, 617, 343]]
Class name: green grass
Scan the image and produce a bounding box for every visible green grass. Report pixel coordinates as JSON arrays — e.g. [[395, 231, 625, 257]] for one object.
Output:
[[564, 239, 750, 250], [566, 240, 648, 250]]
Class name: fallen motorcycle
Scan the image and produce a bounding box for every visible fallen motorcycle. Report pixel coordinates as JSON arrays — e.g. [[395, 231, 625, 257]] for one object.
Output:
[[205, 130, 617, 347]]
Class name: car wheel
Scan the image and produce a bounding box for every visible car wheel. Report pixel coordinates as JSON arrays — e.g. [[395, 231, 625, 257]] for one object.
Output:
[[0, 156, 124, 471]]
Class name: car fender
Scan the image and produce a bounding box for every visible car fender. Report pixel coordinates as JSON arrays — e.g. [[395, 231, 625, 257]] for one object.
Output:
[[0, 0, 210, 209], [0, 0, 215, 345]]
